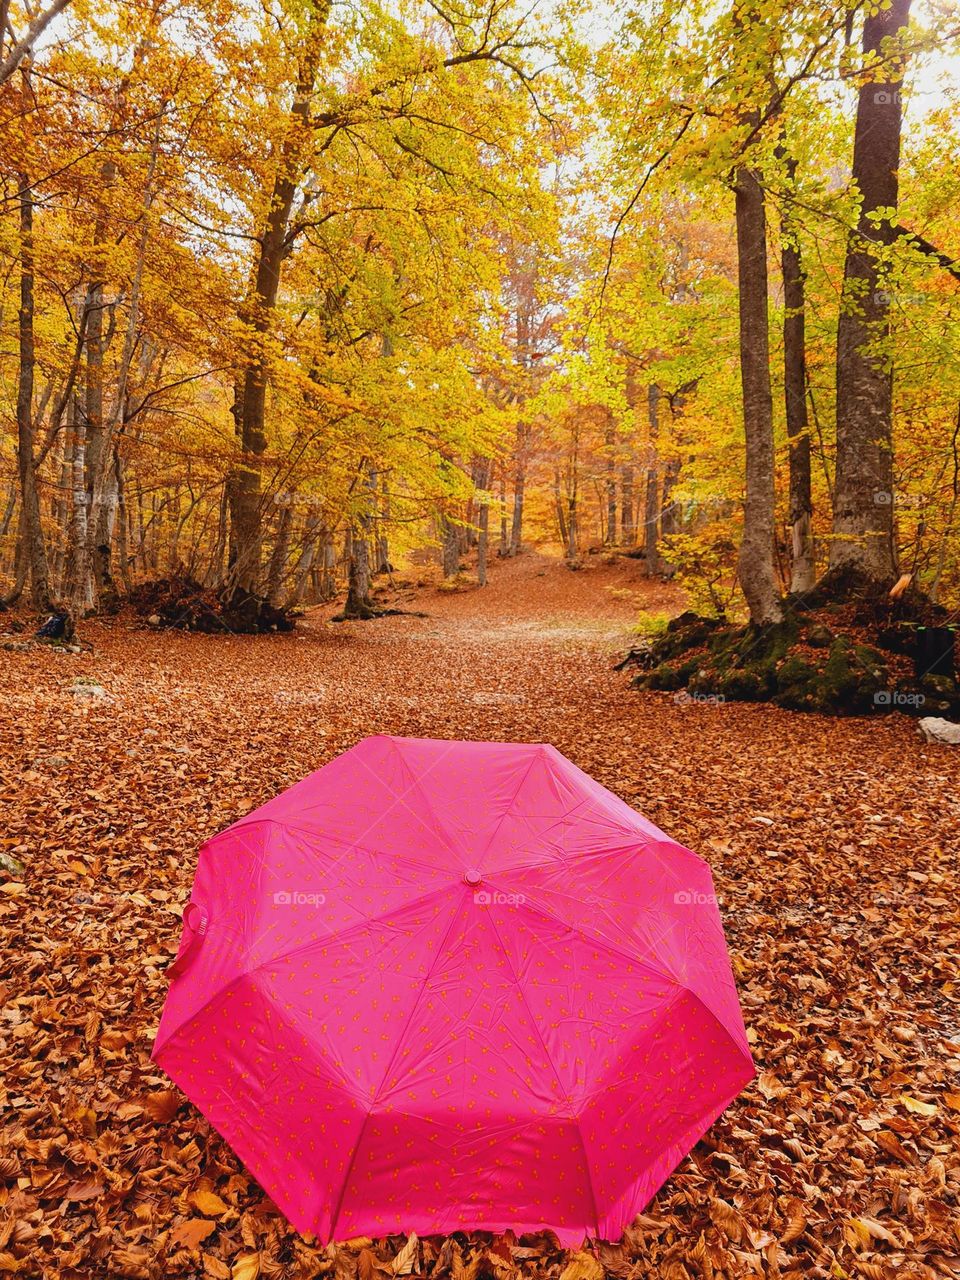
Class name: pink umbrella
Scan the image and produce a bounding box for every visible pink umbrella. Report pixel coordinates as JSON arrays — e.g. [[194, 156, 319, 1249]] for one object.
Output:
[[154, 736, 754, 1244]]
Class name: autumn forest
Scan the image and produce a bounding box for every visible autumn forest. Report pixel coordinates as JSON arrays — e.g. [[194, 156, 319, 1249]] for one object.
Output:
[[2, 0, 959, 627], [3, 3, 960, 1277]]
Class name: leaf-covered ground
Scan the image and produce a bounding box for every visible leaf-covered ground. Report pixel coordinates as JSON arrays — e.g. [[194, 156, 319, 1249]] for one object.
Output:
[[2, 553, 958, 1279]]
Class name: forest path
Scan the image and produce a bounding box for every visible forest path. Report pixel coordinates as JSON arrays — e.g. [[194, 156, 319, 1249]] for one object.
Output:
[[2, 549, 959, 1276]]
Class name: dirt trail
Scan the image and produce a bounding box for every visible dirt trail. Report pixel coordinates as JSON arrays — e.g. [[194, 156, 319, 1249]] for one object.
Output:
[[1, 550, 958, 1278]]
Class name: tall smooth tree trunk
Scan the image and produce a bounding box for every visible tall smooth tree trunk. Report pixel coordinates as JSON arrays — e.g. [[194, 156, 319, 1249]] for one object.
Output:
[[499, 461, 508, 556], [620, 461, 635, 545], [643, 385, 661, 574], [344, 523, 373, 617], [509, 426, 526, 557], [734, 163, 783, 624], [830, 0, 911, 583], [16, 172, 52, 610], [75, 158, 115, 610], [265, 500, 294, 604], [286, 511, 321, 605], [780, 155, 815, 594], [441, 513, 459, 578], [229, 5, 328, 595], [114, 449, 134, 594], [52, 414, 73, 591], [604, 414, 617, 544], [206, 483, 229, 586], [477, 460, 491, 587], [553, 466, 568, 547]]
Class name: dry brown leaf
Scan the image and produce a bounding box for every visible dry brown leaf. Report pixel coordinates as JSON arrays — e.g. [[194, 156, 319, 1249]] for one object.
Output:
[[709, 1198, 744, 1243], [558, 1250, 603, 1280], [232, 1255, 260, 1280], [170, 1219, 217, 1251], [780, 1197, 807, 1244], [899, 1093, 937, 1116], [391, 1233, 419, 1276], [143, 1089, 181, 1124], [191, 1189, 230, 1216], [204, 1253, 232, 1279]]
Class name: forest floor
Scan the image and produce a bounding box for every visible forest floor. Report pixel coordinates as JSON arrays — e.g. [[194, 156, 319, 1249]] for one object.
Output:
[[2, 549, 959, 1280]]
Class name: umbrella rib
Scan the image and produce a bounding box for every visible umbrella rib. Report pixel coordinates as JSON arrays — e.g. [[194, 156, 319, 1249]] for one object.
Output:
[[156, 883, 457, 1060], [475, 747, 545, 866], [482, 888, 681, 988], [481, 907, 601, 1240], [375, 736, 464, 861], [328, 885, 469, 1237]]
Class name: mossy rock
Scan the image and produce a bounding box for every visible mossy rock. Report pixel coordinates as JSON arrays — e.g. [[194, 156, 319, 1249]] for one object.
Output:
[[804, 623, 834, 649], [820, 637, 888, 713], [773, 655, 825, 711], [713, 659, 777, 701], [919, 673, 956, 700], [640, 661, 692, 692]]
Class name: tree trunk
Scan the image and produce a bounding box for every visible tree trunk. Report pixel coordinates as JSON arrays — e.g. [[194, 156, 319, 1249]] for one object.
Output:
[[52, 413, 73, 591], [734, 163, 783, 624], [477, 483, 490, 587], [16, 172, 53, 610], [780, 153, 816, 594], [441, 512, 460, 578], [228, 6, 328, 595], [265, 500, 294, 604], [830, 0, 911, 583], [643, 385, 661, 574], [509, 426, 526, 556], [287, 511, 322, 605], [206, 482, 229, 586], [344, 523, 373, 617], [553, 466, 568, 547], [499, 461, 508, 556], [604, 413, 617, 544], [620, 461, 635, 546], [566, 494, 579, 562]]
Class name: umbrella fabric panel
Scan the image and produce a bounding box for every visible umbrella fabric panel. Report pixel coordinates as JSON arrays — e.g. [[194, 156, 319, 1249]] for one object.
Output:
[[255, 888, 459, 1099], [336, 1109, 596, 1245], [577, 986, 755, 1239], [156, 972, 369, 1241], [228, 737, 455, 868], [492, 840, 750, 1057], [487, 902, 684, 1104]]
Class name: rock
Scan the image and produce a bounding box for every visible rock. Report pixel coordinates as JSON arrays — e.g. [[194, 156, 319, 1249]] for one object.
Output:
[[69, 682, 110, 700], [805, 623, 834, 648], [147, 614, 162, 627], [919, 673, 957, 700], [44, 755, 69, 769], [0, 850, 24, 876], [917, 717, 960, 744]]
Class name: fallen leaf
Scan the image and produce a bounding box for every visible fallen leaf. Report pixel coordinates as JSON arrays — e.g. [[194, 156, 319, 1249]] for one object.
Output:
[[170, 1219, 217, 1251], [191, 1189, 230, 1217], [558, 1251, 603, 1280]]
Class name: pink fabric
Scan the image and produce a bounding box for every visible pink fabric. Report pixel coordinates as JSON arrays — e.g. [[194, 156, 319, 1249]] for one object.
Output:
[[154, 736, 754, 1244]]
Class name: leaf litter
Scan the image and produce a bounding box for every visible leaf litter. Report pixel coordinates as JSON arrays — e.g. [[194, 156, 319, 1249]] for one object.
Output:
[[1, 553, 958, 1278]]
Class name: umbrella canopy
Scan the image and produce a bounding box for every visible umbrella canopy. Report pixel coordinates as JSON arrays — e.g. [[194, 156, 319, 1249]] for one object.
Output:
[[154, 735, 754, 1244]]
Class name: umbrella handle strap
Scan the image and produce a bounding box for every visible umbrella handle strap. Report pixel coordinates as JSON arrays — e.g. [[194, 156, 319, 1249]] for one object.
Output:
[[167, 902, 208, 979]]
